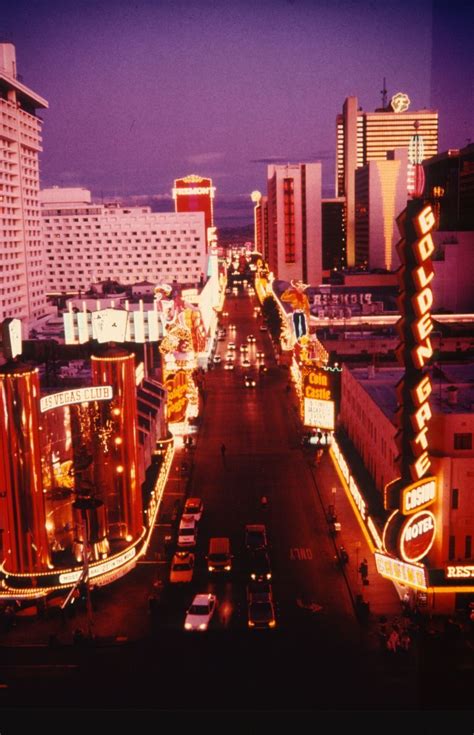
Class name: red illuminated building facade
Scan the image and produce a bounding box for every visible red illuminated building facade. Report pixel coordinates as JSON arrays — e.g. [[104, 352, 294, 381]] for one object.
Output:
[[173, 174, 215, 249]]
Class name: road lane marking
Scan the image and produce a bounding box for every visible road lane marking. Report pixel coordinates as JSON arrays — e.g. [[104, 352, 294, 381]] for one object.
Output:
[[290, 547, 313, 560]]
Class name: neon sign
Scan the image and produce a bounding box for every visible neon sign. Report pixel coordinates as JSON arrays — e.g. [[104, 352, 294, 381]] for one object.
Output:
[[399, 510, 436, 563], [40, 385, 113, 413], [375, 551, 428, 589], [172, 187, 216, 197], [58, 547, 136, 585], [395, 203, 436, 483], [401, 477, 436, 515], [446, 566, 474, 579]]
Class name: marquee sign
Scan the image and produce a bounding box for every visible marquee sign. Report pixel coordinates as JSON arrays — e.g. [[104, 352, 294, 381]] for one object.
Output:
[[302, 366, 335, 430], [40, 385, 113, 413], [375, 551, 428, 590]]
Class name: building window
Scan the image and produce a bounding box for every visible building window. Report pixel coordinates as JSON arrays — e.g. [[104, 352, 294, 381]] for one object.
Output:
[[465, 535, 472, 559], [283, 177, 296, 263], [451, 488, 459, 510], [448, 535, 455, 561], [454, 433, 472, 450]]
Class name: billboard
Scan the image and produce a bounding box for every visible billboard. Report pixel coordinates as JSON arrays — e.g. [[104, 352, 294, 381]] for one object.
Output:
[[302, 366, 335, 430]]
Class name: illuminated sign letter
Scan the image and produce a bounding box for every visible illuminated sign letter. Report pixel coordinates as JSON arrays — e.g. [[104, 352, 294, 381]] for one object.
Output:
[[412, 338, 433, 369], [412, 401, 432, 432], [415, 206, 436, 236], [412, 312, 433, 342], [411, 375, 432, 406], [412, 287, 433, 317], [412, 452, 431, 481]]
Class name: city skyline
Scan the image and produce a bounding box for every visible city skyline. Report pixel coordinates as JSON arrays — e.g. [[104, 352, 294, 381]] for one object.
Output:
[[3, 0, 472, 226]]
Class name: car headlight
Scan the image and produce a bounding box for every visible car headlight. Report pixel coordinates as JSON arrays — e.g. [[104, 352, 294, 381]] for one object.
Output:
[[208, 566, 215, 571], [224, 565, 231, 571], [248, 620, 255, 627], [185, 623, 192, 630], [266, 573, 272, 580], [269, 620, 276, 628], [198, 623, 207, 630]]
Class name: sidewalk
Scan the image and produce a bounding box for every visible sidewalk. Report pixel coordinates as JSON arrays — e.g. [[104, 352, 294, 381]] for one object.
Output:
[[285, 379, 403, 645]]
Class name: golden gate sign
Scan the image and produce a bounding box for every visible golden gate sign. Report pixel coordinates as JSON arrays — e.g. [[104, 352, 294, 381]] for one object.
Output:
[[383, 201, 437, 564]]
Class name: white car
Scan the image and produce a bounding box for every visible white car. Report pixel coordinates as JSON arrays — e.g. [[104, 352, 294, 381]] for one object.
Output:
[[213, 355, 222, 364], [227, 342, 236, 351], [240, 344, 249, 353], [183, 497, 203, 521], [226, 352, 236, 361], [170, 552, 195, 583], [224, 361, 235, 371], [247, 335, 256, 344], [242, 359, 251, 368], [177, 518, 197, 548], [184, 593, 217, 631], [256, 351, 265, 360]]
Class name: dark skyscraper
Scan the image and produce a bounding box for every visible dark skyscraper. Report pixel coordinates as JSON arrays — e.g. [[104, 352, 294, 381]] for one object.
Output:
[[430, 0, 474, 151]]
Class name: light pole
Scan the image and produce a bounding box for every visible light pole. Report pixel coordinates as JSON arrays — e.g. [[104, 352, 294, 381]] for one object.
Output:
[[332, 486, 337, 517], [355, 540, 361, 593]]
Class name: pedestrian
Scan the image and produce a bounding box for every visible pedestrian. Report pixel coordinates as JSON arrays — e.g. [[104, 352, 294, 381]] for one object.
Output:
[[359, 558, 369, 582], [220, 443, 226, 459], [387, 628, 400, 652]]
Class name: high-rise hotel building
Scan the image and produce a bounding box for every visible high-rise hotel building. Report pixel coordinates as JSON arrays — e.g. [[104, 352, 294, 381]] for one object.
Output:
[[337, 95, 438, 266], [267, 163, 322, 286], [0, 43, 51, 328], [173, 174, 215, 249], [40, 187, 207, 293]]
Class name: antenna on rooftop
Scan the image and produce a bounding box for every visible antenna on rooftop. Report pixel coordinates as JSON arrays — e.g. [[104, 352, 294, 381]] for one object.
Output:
[[381, 77, 388, 110]]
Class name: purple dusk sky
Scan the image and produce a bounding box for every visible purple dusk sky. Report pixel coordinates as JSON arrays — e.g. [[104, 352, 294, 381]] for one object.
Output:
[[2, 0, 473, 226]]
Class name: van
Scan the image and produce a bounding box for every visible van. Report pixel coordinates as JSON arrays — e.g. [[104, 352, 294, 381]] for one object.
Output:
[[207, 537, 232, 573]]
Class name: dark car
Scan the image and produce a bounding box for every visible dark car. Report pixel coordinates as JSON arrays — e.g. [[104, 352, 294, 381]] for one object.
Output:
[[245, 524, 267, 551], [247, 548, 272, 582]]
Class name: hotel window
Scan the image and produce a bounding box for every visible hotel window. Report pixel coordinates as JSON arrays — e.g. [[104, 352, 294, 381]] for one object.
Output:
[[283, 177, 295, 263], [451, 488, 459, 510], [465, 536, 472, 559], [454, 433, 472, 450], [448, 535, 455, 561]]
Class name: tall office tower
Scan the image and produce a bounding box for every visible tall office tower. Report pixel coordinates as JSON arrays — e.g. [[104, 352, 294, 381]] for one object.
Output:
[[267, 163, 322, 285], [173, 174, 215, 248], [430, 0, 474, 152], [40, 187, 207, 293], [321, 198, 346, 271], [252, 191, 269, 260], [355, 150, 408, 270], [0, 43, 50, 330], [424, 143, 474, 231], [336, 94, 438, 266]]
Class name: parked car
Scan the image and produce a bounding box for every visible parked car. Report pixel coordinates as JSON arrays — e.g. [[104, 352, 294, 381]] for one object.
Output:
[[184, 593, 217, 631], [183, 497, 203, 521], [177, 517, 197, 548]]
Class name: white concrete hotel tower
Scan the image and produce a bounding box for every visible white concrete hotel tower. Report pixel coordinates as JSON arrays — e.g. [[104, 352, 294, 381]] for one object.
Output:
[[0, 43, 51, 331]]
